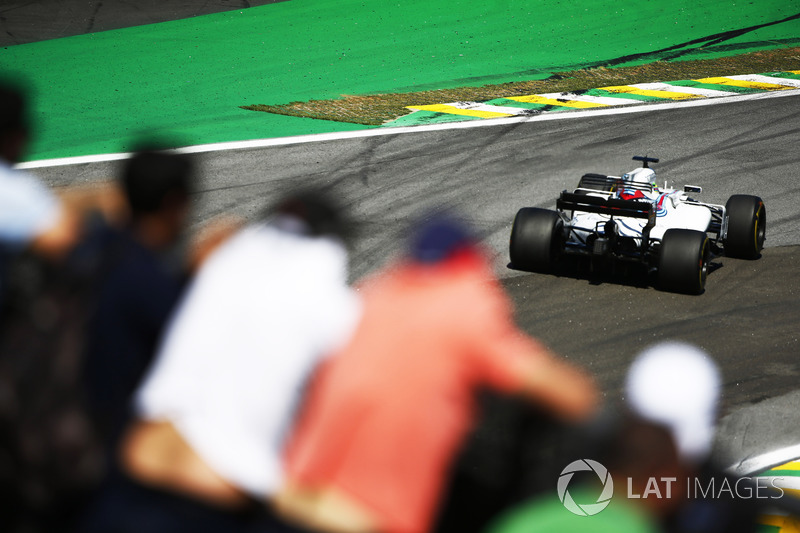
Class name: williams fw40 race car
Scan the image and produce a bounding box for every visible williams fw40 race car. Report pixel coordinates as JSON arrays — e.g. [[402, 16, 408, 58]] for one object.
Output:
[[509, 156, 766, 294]]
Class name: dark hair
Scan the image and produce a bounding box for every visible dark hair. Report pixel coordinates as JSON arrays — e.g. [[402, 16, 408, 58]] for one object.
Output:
[[271, 189, 353, 243], [122, 150, 194, 217], [596, 412, 679, 481], [0, 80, 27, 136]]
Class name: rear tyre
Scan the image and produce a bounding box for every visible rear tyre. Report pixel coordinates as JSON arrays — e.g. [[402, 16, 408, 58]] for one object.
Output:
[[658, 229, 710, 295], [724, 195, 766, 259], [509, 208, 563, 272]]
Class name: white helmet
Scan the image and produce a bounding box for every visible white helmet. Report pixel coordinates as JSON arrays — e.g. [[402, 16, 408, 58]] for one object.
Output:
[[622, 167, 656, 187]]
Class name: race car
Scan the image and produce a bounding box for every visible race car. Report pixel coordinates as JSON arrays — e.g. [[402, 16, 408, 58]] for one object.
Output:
[[509, 156, 766, 294]]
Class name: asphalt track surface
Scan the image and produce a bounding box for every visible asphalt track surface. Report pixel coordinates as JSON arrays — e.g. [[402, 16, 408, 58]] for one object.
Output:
[[0, 1, 283, 46], [11, 1, 800, 469], [35, 93, 800, 465]]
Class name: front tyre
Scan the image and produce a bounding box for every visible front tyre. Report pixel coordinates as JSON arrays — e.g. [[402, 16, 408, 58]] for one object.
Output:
[[724, 195, 765, 259], [658, 229, 710, 295], [509, 208, 563, 272]]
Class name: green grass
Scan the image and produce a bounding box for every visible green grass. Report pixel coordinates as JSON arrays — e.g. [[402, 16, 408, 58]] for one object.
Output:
[[1, 0, 798, 160]]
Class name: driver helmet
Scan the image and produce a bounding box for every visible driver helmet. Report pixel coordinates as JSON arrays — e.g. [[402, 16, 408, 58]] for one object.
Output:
[[621, 167, 656, 189]]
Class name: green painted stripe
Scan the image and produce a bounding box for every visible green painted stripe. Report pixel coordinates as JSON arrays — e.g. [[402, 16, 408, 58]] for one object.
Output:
[[583, 88, 665, 101], [756, 469, 800, 478], [666, 80, 766, 94], [697, 76, 795, 90], [406, 104, 514, 118], [762, 71, 800, 80], [389, 110, 484, 127], [484, 98, 572, 111]]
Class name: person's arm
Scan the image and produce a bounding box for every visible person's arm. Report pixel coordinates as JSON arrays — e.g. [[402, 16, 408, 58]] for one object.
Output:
[[469, 283, 599, 423], [185, 215, 244, 272], [55, 181, 128, 226], [28, 203, 82, 260], [274, 483, 380, 533], [31, 181, 126, 260], [509, 339, 599, 423]]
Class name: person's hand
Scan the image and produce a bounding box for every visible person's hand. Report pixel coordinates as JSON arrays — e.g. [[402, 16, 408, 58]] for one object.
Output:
[[56, 181, 129, 226], [187, 215, 244, 271]]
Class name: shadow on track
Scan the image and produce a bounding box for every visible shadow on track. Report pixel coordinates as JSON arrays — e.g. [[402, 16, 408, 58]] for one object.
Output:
[[506, 256, 725, 293]]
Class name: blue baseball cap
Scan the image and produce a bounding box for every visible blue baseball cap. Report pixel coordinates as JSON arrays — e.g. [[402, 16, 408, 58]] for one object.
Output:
[[408, 214, 476, 264]]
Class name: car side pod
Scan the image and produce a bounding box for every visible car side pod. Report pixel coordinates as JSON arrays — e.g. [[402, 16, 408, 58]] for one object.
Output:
[[658, 229, 710, 295]]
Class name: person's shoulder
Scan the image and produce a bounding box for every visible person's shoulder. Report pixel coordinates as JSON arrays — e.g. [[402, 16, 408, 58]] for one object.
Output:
[[0, 163, 60, 226], [0, 162, 53, 197]]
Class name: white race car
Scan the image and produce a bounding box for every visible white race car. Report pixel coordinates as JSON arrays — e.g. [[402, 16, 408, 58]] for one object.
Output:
[[509, 156, 766, 294]]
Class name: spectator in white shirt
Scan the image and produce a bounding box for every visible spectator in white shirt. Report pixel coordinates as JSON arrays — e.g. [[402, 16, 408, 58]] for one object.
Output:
[[81, 189, 361, 533]]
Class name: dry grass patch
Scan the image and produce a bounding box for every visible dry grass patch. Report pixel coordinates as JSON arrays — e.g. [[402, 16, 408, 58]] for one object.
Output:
[[242, 47, 800, 126]]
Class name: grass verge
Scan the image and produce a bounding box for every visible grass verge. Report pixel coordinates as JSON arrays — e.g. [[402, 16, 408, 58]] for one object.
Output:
[[242, 47, 800, 126]]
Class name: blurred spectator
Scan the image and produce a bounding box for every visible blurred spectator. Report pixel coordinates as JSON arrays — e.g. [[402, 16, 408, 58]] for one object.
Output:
[[483, 341, 765, 533], [82, 149, 195, 458], [626, 342, 763, 533], [485, 415, 682, 533], [0, 80, 124, 264], [624, 342, 721, 468], [0, 81, 80, 290], [276, 213, 598, 533], [0, 79, 123, 533], [80, 190, 361, 533]]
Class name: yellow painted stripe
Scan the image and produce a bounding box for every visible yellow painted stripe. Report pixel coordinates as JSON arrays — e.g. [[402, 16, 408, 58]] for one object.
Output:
[[759, 513, 800, 533], [406, 104, 513, 119], [758, 514, 800, 533], [784, 487, 800, 498], [770, 461, 800, 471], [789, 70, 800, 74], [695, 77, 795, 90], [504, 95, 606, 108], [759, 514, 786, 528], [600, 85, 701, 99]]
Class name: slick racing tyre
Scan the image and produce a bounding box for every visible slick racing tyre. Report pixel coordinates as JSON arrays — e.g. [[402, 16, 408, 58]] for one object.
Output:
[[509, 208, 563, 272], [658, 229, 710, 295], [724, 195, 766, 259]]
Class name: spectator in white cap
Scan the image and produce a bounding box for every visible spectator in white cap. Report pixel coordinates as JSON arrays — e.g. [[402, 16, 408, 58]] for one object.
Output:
[[625, 341, 765, 533], [625, 341, 721, 465]]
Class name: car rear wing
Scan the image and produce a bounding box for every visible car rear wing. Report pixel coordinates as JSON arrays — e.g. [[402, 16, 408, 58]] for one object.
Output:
[[558, 191, 658, 245], [558, 192, 655, 221]]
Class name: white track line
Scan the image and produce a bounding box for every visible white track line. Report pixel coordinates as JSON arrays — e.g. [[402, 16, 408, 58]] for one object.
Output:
[[728, 74, 800, 88], [16, 88, 800, 170], [757, 476, 800, 490], [632, 82, 739, 97], [727, 443, 800, 476], [447, 102, 530, 115], [537, 92, 644, 105]]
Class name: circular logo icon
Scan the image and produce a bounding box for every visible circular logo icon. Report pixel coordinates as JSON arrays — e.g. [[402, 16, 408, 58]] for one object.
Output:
[[557, 459, 614, 516]]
